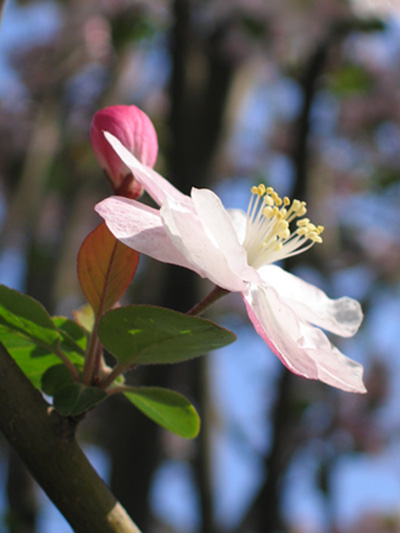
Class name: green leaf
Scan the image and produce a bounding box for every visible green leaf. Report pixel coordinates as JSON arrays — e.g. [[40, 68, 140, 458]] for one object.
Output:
[[41, 364, 75, 395], [53, 316, 87, 354], [124, 387, 200, 438], [98, 305, 236, 367], [0, 326, 63, 388], [0, 285, 60, 351], [0, 322, 84, 389], [53, 383, 108, 416]]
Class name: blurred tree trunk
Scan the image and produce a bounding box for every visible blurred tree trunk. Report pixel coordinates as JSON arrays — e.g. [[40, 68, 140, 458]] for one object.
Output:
[[104, 2, 240, 532]]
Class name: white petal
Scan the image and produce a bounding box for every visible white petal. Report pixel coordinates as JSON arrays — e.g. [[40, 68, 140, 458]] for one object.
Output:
[[191, 188, 260, 284], [104, 132, 189, 206], [160, 195, 248, 292], [95, 196, 198, 271], [227, 208, 247, 244], [242, 284, 366, 393], [298, 321, 366, 393], [258, 264, 363, 337]]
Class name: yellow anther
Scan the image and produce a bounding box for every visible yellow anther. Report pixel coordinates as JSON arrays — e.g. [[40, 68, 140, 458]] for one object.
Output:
[[276, 220, 289, 233], [279, 229, 290, 239], [271, 192, 282, 206], [297, 205, 307, 217], [251, 185, 266, 196], [267, 187, 274, 195], [264, 195, 274, 207], [296, 227, 308, 236], [297, 218, 310, 227], [309, 233, 323, 243], [317, 225, 325, 234], [283, 197, 291, 206], [263, 206, 273, 219], [292, 199, 301, 211]]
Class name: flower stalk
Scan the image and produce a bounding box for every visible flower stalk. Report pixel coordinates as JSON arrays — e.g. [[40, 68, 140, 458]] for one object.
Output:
[[187, 286, 230, 317]]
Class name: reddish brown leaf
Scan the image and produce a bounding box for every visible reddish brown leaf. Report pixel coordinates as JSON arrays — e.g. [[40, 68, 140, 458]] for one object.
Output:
[[77, 222, 139, 316]]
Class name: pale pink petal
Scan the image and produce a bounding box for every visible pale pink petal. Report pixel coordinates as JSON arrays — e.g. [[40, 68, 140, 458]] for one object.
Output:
[[104, 132, 189, 206], [258, 265, 363, 337], [160, 195, 248, 292], [242, 284, 318, 378], [95, 196, 197, 271], [191, 188, 260, 284], [242, 284, 366, 393]]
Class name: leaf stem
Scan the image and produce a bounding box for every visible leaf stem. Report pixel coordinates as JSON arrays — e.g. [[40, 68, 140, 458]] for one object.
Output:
[[186, 285, 230, 317], [55, 345, 80, 382]]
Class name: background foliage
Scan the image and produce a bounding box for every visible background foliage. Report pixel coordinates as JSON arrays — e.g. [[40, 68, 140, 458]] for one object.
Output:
[[1, 0, 399, 532]]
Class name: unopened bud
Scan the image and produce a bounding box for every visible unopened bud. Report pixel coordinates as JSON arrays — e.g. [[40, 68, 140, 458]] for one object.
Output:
[[90, 105, 158, 199]]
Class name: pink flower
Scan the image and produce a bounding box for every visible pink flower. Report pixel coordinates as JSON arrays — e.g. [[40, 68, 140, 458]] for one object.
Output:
[[90, 105, 158, 199], [95, 128, 366, 393]]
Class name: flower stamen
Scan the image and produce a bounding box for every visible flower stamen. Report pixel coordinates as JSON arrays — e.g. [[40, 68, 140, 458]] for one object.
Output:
[[243, 185, 324, 269]]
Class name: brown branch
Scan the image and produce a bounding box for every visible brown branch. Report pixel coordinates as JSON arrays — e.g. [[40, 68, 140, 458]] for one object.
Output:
[[0, 342, 141, 533]]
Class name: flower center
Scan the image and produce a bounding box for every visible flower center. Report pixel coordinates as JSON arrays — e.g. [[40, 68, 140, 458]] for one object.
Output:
[[243, 184, 324, 269]]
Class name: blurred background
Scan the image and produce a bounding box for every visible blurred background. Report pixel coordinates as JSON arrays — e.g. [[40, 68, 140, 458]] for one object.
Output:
[[1, 0, 400, 531]]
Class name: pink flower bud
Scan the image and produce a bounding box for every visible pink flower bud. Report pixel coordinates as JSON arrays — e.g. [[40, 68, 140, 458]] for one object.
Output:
[[90, 105, 158, 199]]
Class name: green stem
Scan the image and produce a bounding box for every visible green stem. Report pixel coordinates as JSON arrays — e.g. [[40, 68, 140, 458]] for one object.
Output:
[[187, 285, 230, 316]]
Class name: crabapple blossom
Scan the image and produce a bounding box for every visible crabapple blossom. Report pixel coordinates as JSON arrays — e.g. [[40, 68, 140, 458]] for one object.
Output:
[[95, 114, 366, 394]]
